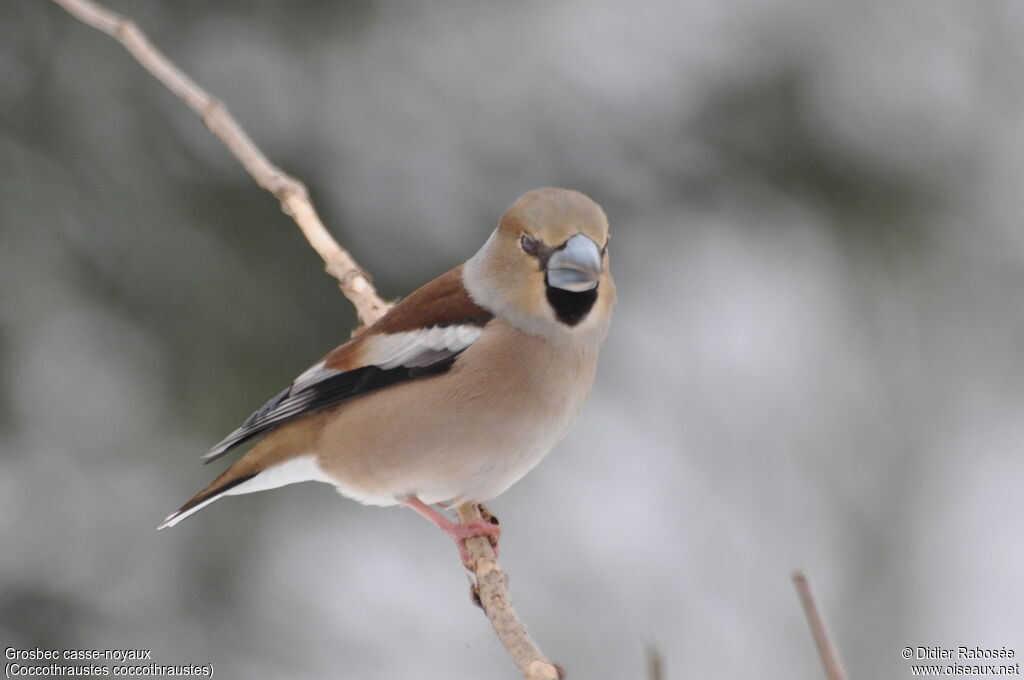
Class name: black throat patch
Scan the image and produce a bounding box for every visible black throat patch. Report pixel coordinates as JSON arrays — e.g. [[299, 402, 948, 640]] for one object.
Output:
[[545, 283, 598, 326]]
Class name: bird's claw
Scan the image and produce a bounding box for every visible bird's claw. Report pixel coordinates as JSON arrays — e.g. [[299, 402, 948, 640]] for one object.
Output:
[[447, 520, 501, 569]]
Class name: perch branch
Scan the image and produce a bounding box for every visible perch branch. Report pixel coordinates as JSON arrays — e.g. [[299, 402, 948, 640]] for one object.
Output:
[[53, 1, 561, 677], [645, 645, 664, 680], [792, 571, 848, 680], [458, 504, 562, 680], [51, 0, 388, 325]]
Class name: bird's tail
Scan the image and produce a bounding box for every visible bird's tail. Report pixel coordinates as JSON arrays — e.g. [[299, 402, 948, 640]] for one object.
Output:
[[158, 428, 333, 530], [158, 466, 259, 530]]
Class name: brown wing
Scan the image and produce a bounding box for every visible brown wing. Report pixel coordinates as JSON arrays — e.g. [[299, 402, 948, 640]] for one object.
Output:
[[201, 265, 493, 463]]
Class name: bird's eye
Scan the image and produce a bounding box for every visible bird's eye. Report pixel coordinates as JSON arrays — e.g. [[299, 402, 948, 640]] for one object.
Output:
[[521, 234, 541, 256]]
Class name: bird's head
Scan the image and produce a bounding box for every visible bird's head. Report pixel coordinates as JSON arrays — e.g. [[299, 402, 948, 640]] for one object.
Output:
[[464, 187, 615, 338]]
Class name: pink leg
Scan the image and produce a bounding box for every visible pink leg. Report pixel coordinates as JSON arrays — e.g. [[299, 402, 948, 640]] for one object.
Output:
[[402, 496, 501, 568]]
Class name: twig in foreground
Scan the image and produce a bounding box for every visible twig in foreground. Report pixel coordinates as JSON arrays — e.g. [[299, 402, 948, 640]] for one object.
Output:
[[792, 570, 848, 680], [51, 1, 562, 677]]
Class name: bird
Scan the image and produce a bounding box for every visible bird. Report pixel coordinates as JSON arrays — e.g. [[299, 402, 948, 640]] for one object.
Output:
[[159, 187, 616, 566]]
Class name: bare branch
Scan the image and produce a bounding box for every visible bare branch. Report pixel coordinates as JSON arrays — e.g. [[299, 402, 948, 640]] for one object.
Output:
[[792, 571, 848, 680], [51, 0, 389, 326], [53, 1, 566, 677], [457, 503, 563, 680], [645, 645, 664, 680]]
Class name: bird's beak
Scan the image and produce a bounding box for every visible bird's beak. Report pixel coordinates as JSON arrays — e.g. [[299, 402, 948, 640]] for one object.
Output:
[[546, 233, 602, 292]]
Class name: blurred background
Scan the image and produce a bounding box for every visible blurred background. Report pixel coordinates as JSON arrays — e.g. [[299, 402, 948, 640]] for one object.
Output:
[[3, 0, 1023, 677]]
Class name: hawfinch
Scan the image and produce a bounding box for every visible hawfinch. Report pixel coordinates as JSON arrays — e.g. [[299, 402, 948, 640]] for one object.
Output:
[[160, 187, 616, 565]]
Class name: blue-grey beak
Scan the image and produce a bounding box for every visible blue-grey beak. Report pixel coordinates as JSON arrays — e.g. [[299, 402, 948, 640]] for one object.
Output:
[[546, 233, 602, 292]]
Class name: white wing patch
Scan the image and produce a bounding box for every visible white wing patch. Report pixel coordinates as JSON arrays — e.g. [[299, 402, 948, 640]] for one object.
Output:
[[361, 325, 483, 369], [294, 326, 482, 392], [292, 360, 335, 393]]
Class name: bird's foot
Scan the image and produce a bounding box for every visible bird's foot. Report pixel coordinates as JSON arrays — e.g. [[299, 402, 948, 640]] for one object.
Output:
[[444, 520, 501, 568], [402, 496, 501, 569]]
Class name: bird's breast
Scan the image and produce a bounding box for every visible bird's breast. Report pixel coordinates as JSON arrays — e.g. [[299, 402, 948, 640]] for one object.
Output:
[[316, 318, 601, 506]]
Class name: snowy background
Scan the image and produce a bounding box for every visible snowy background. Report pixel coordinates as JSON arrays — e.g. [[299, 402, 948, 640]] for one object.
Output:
[[3, 0, 1024, 677]]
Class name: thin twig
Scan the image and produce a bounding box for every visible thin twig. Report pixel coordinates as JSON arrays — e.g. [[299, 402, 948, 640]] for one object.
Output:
[[792, 571, 848, 680], [645, 645, 664, 680], [52, 1, 562, 676], [51, 0, 388, 325], [457, 503, 563, 680]]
